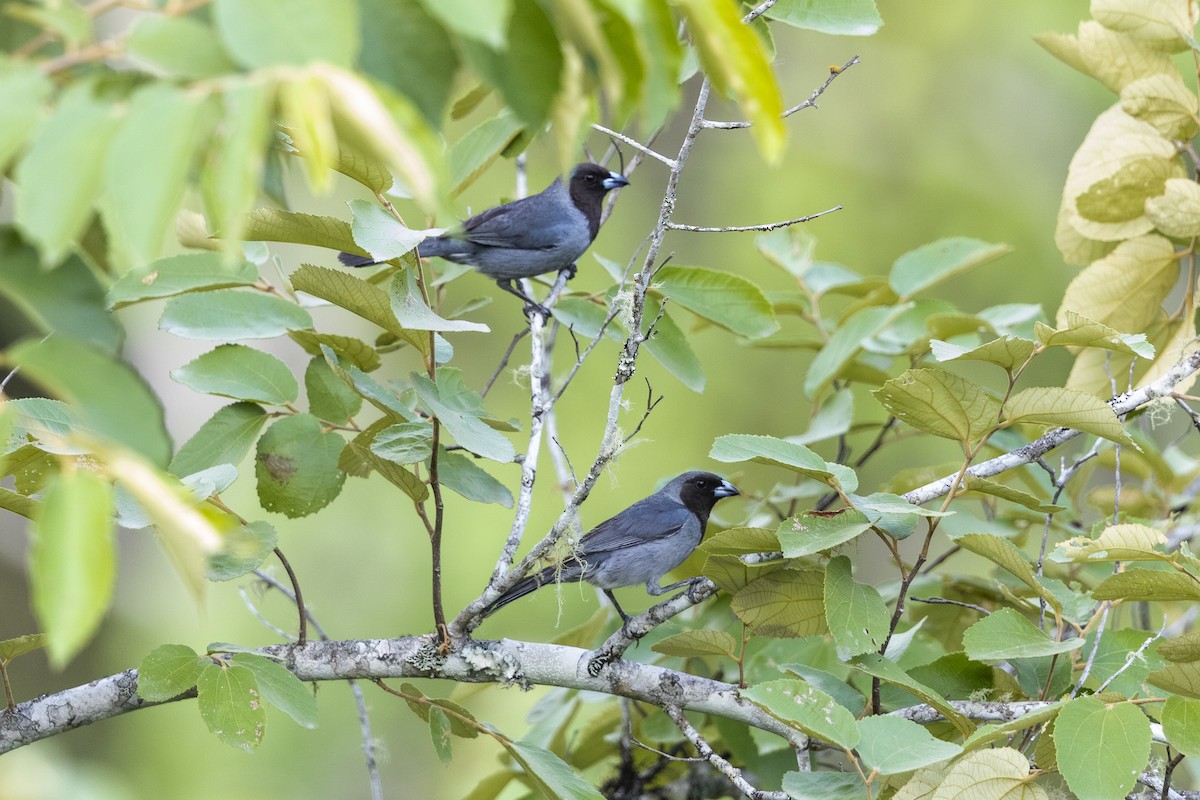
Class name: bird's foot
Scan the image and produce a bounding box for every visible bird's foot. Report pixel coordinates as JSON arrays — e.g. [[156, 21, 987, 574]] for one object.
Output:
[[561, 263, 578, 280], [523, 300, 552, 320], [685, 579, 707, 605], [587, 652, 611, 677]]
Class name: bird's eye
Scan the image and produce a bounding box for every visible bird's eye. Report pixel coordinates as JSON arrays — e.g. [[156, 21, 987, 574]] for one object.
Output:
[[585, 173, 596, 182], [695, 479, 707, 488]]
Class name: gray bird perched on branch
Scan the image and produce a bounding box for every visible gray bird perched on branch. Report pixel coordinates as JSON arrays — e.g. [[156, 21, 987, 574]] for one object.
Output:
[[338, 162, 629, 313], [483, 471, 739, 622]]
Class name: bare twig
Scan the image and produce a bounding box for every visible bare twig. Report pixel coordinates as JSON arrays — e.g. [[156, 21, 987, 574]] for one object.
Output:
[[272, 547, 307, 646], [664, 705, 789, 800], [910, 596, 989, 615], [666, 206, 842, 233], [702, 56, 861, 129], [481, 329, 529, 398]]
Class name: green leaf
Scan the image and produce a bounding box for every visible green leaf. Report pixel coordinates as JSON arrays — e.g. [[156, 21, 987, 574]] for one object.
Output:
[[1159, 632, 1200, 662], [127, 15, 238, 78], [777, 509, 873, 558], [290, 331, 381, 372], [160, 289, 314, 340], [0, 230, 123, 353], [459, 0, 559, 127], [0, 61, 51, 173], [429, 706, 453, 764], [9, 336, 171, 466], [1051, 523, 1169, 563], [779, 663, 866, 716], [806, 304, 910, 398], [654, 265, 779, 339], [371, 422, 434, 464], [709, 434, 850, 490], [932, 749, 1047, 800], [962, 608, 1084, 660], [255, 414, 347, 518], [350, 199, 430, 262], [411, 373, 514, 462], [889, 238, 1013, 299], [823, 555, 890, 659], [955, 533, 1063, 615], [765, 0, 882, 35], [208, 520, 277, 581], [643, 301, 705, 393], [0, 485, 36, 519], [781, 771, 868, 800], [963, 700, 1067, 751], [291, 265, 428, 353], [1055, 696, 1150, 800], [1057, 234, 1177, 336], [170, 403, 268, 477], [342, 435, 429, 502], [359, 0, 459, 125], [957, 476, 1063, 513], [505, 740, 605, 800], [448, 111, 524, 193], [676, 0, 784, 161], [172, 345, 299, 405], [390, 270, 490, 333], [234, 653, 318, 729], [0, 633, 47, 663], [197, 662, 266, 751], [305, 357, 362, 423], [1036, 310, 1155, 359], [419, 0, 511, 49], [929, 336, 1038, 371], [847, 653, 975, 738], [242, 209, 359, 252], [1004, 386, 1134, 446], [1148, 660, 1200, 698], [436, 451, 513, 507], [30, 471, 115, 667], [856, 715, 962, 775], [742, 679, 859, 749], [698, 526, 781, 556], [731, 569, 827, 637], [213, 0, 358, 69], [107, 253, 259, 308], [202, 80, 275, 256], [874, 368, 1001, 448], [651, 630, 737, 658], [101, 84, 212, 267], [1078, 156, 1175, 223], [138, 644, 207, 701], [1162, 696, 1200, 756], [14, 84, 123, 266], [1092, 568, 1200, 601]]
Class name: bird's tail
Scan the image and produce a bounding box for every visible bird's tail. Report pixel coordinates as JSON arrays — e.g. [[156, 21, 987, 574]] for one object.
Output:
[[337, 251, 378, 268], [482, 562, 584, 617], [337, 236, 447, 269]]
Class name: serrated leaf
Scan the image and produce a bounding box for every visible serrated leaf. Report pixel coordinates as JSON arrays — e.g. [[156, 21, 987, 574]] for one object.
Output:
[[107, 253, 259, 308], [823, 556, 890, 659], [710, 434, 852, 490], [449, 112, 524, 193], [731, 569, 827, 637], [30, 471, 114, 668], [743, 679, 859, 749], [1004, 386, 1134, 446], [436, 451, 512, 507], [390, 270, 489, 332], [654, 265, 779, 339], [932, 748, 1047, 800], [857, 716, 962, 775], [255, 414, 346, 517], [874, 368, 1001, 448], [962, 700, 1068, 751], [170, 403, 268, 477], [1122, 73, 1199, 139], [955, 533, 1063, 614], [305, 357, 362, 423], [0, 633, 47, 663], [890, 238, 1012, 299], [781, 770, 868, 800], [160, 289, 314, 340], [958, 476, 1063, 513], [776, 509, 873, 558], [806, 304, 909, 398], [651, 630, 737, 658], [698, 526, 781, 556], [350, 199, 436, 263], [505, 740, 605, 800], [138, 644, 207, 702], [1057, 234, 1178, 334], [411, 373, 514, 463], [234, 653, 318, 729], [197, 662, 265, 751], [242, 208, 359, 252], [1054, 696, 1150, 800], [1159, 632, 1200, 662], [289, 331, 381, 372], [208, 520, 277, 581], [371, 422, 434, 464], [765, 0, 882, 35], [1162, 696, 1200, 756], [1148, 660, 1200, 697], [963, 608, 1084, 660], [1051, 523, 1168, 562], [1146, 176, 1200, 238], [291, 265, 428, 353], [1077, 155, 1176, 223], [848, 653, 975, 739], [1092, 568, 1200, 601], [930, 336, 1038, 371], [172, 344, 299, 405], [340, 435, 429, 502], [1037, 310, 1156, 358], [428, 706, 453, 764]]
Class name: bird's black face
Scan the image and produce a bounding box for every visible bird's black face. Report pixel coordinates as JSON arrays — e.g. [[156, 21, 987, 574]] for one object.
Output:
[[571, 163, 629, 197], [676, 471, 739, 516]]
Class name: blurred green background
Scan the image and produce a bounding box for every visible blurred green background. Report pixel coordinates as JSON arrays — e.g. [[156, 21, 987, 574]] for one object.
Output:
[[0, 3, 1119, 798]]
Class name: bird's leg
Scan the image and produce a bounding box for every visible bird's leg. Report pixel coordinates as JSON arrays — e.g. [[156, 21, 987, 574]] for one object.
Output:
[[602, 589, 632, 623], [495, 279, 550, 318], [560, 262, 578, 280], [648, 576, 709, 604]]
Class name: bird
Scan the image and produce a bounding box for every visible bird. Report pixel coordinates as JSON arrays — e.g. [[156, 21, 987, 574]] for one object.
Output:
[[482, 471, 740, 622], [338, 162, 629, 313]]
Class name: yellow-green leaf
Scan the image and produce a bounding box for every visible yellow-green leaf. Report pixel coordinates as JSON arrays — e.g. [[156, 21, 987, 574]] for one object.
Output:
[[1003, 386, 1134, 446]]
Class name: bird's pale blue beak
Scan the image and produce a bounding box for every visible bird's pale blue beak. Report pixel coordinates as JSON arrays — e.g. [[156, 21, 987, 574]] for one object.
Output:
[[714, 480, 739, 498], [603, 172, 630, 190]]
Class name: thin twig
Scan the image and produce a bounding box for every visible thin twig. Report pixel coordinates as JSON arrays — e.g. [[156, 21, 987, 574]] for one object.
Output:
[[666, 206, 842, 233], [592, 123, 676, 167], [702, 56, 861, 129], [664, 705, 789, 800], [910, 596, 989, 615], [482, 330, 529, 398], [272, 547, 308, 646]]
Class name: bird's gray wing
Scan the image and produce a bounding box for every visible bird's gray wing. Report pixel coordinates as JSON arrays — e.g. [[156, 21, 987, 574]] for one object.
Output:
[[576, 496, 693, 555], [460, 192, 571, 251]]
